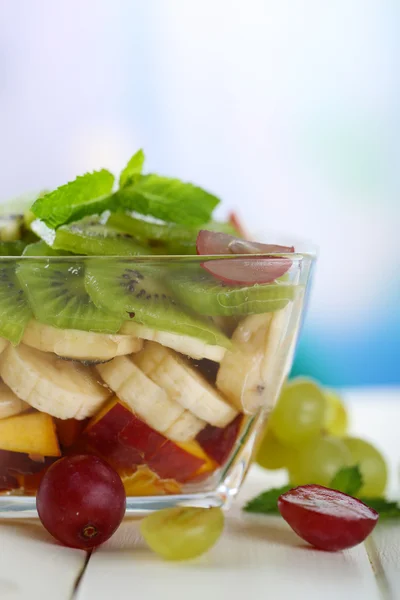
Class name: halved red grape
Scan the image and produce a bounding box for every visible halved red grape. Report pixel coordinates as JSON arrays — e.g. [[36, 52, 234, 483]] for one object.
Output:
[[197, 230, 294, 284], [278, 485, 379, 551], [196, 230, 294, 256], [37, 455, 126, 549]]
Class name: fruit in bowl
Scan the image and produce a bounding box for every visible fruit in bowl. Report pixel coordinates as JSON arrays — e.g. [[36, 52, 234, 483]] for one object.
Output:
[[0, 149, 313, 524]]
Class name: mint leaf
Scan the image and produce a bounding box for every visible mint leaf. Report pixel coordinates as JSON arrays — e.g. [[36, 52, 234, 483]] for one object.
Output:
[[243, 485, 292, 515], [119, 149, 145, 188], [330, 466, 363, 496], [114, 174, 220, 225], [32, 170, 115, 228], [359, 497, 400, 519]]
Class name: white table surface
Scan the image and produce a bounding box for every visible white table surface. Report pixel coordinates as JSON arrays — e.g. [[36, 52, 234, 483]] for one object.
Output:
[[1, 388, 399, 600]]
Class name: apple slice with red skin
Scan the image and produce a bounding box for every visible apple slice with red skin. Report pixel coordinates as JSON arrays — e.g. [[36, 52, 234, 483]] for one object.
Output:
[[197, 230, 294, 284], [196, 414, 243, 466], [82, 399, 205, 483], [81, 400, 144, 470], [278, 485, 379, 551]]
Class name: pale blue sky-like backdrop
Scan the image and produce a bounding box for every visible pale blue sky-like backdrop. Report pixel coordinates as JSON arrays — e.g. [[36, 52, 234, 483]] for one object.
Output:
[[0, 1, 399, 387]]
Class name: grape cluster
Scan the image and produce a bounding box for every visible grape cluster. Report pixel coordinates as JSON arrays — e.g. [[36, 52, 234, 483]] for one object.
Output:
[[256, 378, 387, 497]]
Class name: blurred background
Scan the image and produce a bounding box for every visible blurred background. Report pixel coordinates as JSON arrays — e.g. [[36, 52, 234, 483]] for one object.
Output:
[[0, 0, 398, 388]]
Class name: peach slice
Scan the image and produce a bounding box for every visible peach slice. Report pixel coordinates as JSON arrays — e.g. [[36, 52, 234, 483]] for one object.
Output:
[[83, 398, 205, 482], [0, 412, 60, 456], [55, 418, 89, 449], [120, 466, 181, 496]]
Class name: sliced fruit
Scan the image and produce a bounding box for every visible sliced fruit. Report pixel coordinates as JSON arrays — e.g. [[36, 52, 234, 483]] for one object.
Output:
[[172, 271, 296, 316], [0, 449, 56, 475], [53, 216, 150, 256], [23, 319, 142, 361], [85, 259, 232, 344], [120, 321, 227, 362], [196, 230, 294, 256], [176, 439, 217, 480], [17, 244, 121, 333], [0, 344, 111, 420], [120, 465, 181, 496], [196, 414, 243, 465], [216, 305, 294, 413], [55, 418, 89, 449], [278, 485, 379, 551], [0, 262, 31, 344], [134, 342, 237, 427], [202, 256, 293, 285], [0, 380, 29, 419], [97, 355, 185, 436], [108, 212, 238, 255], [83, 398, 205, 482], [0, 240, 27, 256], [0, 412, 60, 456], [82, 398, 144, 469], [164, 410, 206, 443]]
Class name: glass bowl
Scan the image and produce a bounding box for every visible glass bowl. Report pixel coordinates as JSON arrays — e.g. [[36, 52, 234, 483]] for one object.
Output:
[[0, 251, 315, 517]]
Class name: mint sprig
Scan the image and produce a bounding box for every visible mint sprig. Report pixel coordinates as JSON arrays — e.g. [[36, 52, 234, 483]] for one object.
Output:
[[330, 466, 363, 496], [243, 485, 292, 515], [31, 170, 115, 228], [119, 149, 145, 188], [115, 174, 220, 226]]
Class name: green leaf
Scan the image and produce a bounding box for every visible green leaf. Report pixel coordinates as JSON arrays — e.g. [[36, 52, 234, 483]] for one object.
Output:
[[359, 497, 400, 519], [243, 485, 292, 515], [31, 170, 115, 228], [330, 465, 363, 496], [114, 174, 220, 225], [119, 149, 145, 188]]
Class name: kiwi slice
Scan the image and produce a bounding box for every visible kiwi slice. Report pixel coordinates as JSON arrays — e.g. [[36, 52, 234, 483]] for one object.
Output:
[[84, 260, 231, 347], [0, 241, 27, 257], [17, 243, 121, 333], [108, 212, 238, 255], [53, 216, 151, 256], [0, 258, 31, 344], [171, 271, 298, 316]]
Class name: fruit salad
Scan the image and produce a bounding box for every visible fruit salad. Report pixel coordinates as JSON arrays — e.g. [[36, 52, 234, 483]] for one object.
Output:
[[0, 151, 313, 509]]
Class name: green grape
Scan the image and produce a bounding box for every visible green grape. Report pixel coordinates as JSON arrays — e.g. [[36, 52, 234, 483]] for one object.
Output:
[[288, 436, 352, 487], [324, 389, 348, 436], [256, 427, 293, 470], [343, 437, 387, 497], [140, 507, 224, 561], [269, 378, 327, 447]]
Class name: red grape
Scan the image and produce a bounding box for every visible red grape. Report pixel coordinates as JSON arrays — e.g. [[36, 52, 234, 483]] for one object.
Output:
[[278, 485, 379, 551], [196, 230, 294, 284], [37, 455, 126, 549]]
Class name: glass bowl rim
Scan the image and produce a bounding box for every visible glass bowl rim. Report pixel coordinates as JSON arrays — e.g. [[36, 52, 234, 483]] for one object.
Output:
[[9, 251, 317, 261]]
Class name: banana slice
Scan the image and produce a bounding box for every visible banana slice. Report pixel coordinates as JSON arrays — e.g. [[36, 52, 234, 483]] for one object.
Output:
[[134, 342, 238, 427], [216, 300, 300, 414], [165, 410, 206, 442], [0, 344, 111, 420], [23, 320, 142, 361], [96, 355, 188, 436], [120, 322, 226, 362], [0, 380, 30, 419]]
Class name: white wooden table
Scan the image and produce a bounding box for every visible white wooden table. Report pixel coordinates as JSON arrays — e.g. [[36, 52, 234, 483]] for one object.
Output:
[[1, 389, 399, 600]]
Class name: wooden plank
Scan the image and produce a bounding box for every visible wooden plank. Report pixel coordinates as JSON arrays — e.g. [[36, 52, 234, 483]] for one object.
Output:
[[0, 519, 86, 600], [368, 523, 400, 599], [77, 468, 380, 600]]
